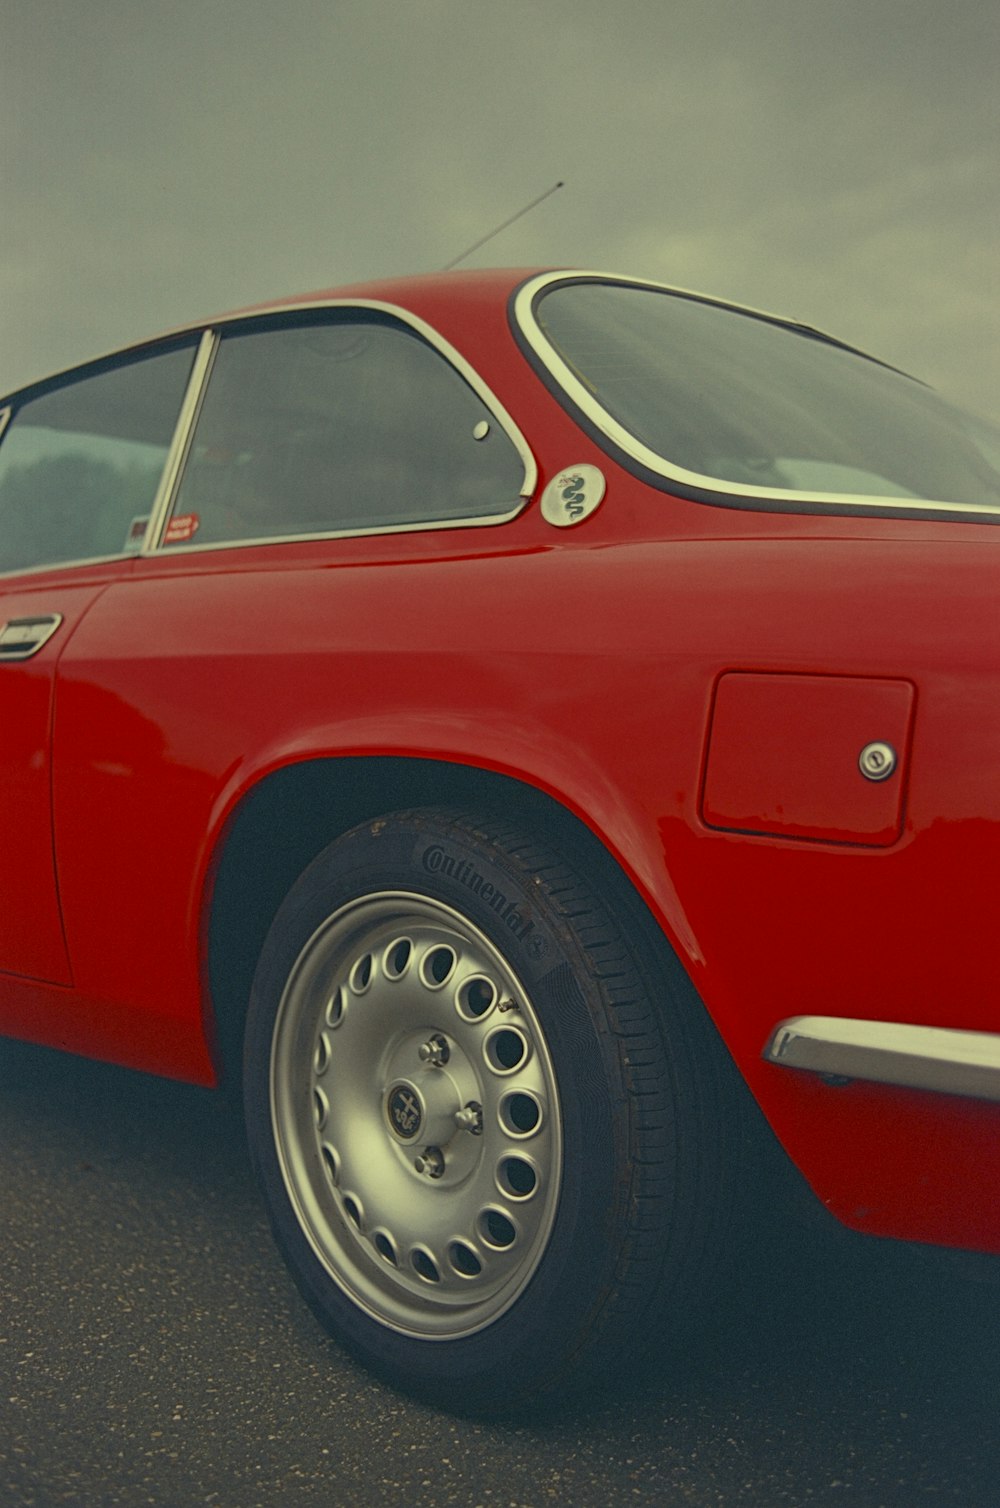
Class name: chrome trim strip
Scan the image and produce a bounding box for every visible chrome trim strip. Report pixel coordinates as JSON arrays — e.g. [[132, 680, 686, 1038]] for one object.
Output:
[[764, 1015, 1000, 1103], [142, 329, 219, 553], [0, 406, 11, 444], [147, 501, 528, 558], [0, 550, 152, 582], [513, 270, 1000, 520]]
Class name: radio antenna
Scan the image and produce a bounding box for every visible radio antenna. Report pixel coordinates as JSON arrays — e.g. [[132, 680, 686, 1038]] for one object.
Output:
[[441, 181, 565, 271]]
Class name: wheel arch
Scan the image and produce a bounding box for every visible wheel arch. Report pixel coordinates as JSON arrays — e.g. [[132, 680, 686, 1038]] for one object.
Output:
[[204, 754, 692, 1089]]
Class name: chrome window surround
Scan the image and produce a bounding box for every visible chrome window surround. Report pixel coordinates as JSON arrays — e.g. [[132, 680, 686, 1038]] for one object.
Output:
[[144, 329, 219, 551], [0, 302, 537, 578], [142, 299, 537, 557], [765, 1015, 1000, 1103], [514, 270, 1000, 520], [0, 339, 206, 581]]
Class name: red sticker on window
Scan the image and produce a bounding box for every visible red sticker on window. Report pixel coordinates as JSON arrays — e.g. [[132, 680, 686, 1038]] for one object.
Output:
[[164, 512, 201, 544], [124, 516, 149, 551]]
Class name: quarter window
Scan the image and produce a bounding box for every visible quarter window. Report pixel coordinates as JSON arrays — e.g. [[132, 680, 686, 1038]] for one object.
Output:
[[0, 343, 197, 574], [165, 316, 525, 547]]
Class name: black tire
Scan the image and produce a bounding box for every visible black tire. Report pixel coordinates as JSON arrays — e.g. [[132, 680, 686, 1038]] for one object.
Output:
[[243, 807, 747, 1410]]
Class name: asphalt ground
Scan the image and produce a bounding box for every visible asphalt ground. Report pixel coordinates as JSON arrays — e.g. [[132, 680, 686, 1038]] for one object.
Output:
[[2, 1036, 999, 1508]]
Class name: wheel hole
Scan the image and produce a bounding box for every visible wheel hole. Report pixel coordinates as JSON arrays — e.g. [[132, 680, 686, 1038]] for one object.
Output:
[[448, 1242, 483, 1277], [384, 938, 413, 979], [313, 1087, 329, 1130], [456, 975, 497, 1021], [314, 1033, 330, 1074], [500, 1091, 542, 1136], [342, 1193, 363, 1229], [321, 1144, 340, 1185], [325, 986, 346, 1027], [421, 946, 456, 988], [485, 1027, 529, 1074], [411, 1249, 440, 1283], [349, 954, 373, 993], [373, 1232, 398, 1266], [498, 1156, 537, 1199], [478, 1209, 517, 1249]]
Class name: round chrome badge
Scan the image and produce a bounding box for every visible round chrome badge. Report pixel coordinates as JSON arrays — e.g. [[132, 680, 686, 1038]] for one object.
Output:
[[386, 1083, 423, 1141], [540, 464, 606, 527]]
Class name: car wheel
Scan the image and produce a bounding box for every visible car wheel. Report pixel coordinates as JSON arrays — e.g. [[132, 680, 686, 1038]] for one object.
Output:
[[243, 807, 746, 1410]]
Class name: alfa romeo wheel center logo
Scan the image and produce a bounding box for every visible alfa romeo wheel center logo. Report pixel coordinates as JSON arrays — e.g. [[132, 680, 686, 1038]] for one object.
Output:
[[386, 1082, 423, 1140]]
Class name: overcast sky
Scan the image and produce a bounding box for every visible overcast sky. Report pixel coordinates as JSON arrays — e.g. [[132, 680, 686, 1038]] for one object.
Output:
[[3, 0, 998, 417]]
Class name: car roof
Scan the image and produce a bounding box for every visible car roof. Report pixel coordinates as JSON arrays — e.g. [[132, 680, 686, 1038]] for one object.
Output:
[[3, 267, 867, 403]]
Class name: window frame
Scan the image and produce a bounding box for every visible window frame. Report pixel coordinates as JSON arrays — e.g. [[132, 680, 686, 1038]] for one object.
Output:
[[144, 300, 537, 557], [512, 269, 1000, 523], [0, 333, 207, 580], [0, 299, 537, 579]]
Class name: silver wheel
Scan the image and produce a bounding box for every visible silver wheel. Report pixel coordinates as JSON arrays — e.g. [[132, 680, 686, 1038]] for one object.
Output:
[[269, 891, 562, 1339]]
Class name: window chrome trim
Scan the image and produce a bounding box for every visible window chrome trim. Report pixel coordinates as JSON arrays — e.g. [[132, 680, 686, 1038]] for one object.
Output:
[[0, 335, 211, 580], [142, 329, 219, 553], [0, 550, 152, 582], [206, 300, 537, 502], [146, 507, 527, 558], [1, 298, 537, 568], [764, 1015, 1000, 1103], [145, 298, 536, 557], [514, 270, 1000, 520]]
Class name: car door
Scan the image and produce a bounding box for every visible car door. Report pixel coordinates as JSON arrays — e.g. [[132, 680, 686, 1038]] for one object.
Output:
[[0, 573, 120, 983], [0, 338, 201, 984]]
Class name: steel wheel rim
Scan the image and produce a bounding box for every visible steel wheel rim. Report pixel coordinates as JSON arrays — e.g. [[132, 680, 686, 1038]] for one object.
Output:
[[270, 891, 563, 1339]]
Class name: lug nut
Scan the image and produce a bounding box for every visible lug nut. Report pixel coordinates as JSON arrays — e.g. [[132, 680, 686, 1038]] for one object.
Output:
[[454, 1101, 484, 1135], [418, 1033, 450, 1067], [414, 1147, 445, 1178]]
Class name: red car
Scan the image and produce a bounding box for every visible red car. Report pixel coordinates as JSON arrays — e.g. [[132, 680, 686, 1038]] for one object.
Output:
[[2, 268, 999, 1408]]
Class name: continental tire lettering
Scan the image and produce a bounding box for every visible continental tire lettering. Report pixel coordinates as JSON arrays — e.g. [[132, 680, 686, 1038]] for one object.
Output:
[[421, 844, 536, 944]]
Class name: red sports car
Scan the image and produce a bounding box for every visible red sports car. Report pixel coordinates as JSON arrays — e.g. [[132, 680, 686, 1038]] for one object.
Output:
[[2, 268, 999, 1408]]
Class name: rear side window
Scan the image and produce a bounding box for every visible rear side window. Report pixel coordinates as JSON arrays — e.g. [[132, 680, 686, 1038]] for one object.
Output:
[[522, 278, 1000, 515], [164, 316, 526, 548], [0, 343, 197, 574]]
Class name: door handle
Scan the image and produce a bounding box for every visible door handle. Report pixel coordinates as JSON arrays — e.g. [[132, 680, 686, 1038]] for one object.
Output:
[[0, 614, 63, 661]]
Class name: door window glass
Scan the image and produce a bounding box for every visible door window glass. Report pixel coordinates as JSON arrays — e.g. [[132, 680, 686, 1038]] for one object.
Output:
[[166, 317, 525, 547], [0, 342, 197, 574]]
